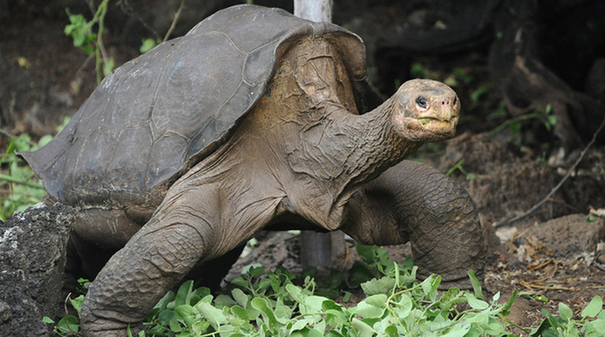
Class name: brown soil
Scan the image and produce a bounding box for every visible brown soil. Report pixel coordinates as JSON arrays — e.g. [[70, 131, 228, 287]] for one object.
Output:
[[1, 2, 604, 333]]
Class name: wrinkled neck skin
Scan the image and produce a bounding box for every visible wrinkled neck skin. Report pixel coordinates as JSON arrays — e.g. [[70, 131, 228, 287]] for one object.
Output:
[[277, 96, 422, 230]]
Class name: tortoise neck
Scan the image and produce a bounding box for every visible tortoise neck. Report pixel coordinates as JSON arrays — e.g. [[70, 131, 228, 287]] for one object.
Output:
[[278, 96, 422, 230], [329, 96, 422, 195]]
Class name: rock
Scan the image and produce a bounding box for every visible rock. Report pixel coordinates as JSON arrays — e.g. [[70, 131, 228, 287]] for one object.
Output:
[[525, 214, 605, 258], [0, 203, 75, 337]]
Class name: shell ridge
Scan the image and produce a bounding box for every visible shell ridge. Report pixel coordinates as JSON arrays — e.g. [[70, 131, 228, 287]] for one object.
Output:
[[213, 30, 246, 55], [143, 42, 182, 182]]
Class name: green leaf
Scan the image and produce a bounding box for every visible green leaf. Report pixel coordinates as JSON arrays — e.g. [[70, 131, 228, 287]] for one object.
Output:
[[304, 295, 328, 313], [347, 261, 376, 288], [251, 297, 283, 329], [274, 298, 293, 321], [326, 330, 346, 337], [103, 57, 115, 76], [355, 243, 376, 263], [70, 295, 84, 316], [286, 283, 304, 303], [153, 290, 175, 312], [582, 295, 603, 318], [232, 288, 249, 308], [361, 276, 396, 295], [558, 302, 573, 322], [395, 293, 413, 318], [420, 275, 439, 301], [214, 293, 237, 308], [247, 264, 265, 278], [291, 327, 325, 337], [195, 301, 227, 330], [510, 120, 521, 133], [168, 316, 182, 332], [468, 270, 484, 299], [322, 299, 344, 311], [230, 277, 248, 288], [174, 280, 194, 307], [42, 316, 55, 324], [585, 319, 605, 337], [230, 305, 249, 321], [384, 325, 399, 337], [467, 294, 489, 310], [174, 304, 198, 327], [502, 289, 517, 316], [140, 38, 158, 53], [157, 309, 176, 326], [351, 318, 376, 337], [356, 294, 387, 318], [441, 322, 471, 337], [535, 295, 549, 303], [55, 315, 80, 334]]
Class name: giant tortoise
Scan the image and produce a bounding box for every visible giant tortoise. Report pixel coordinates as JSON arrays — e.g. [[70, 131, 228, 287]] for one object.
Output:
[[19, 5, 485, 335]]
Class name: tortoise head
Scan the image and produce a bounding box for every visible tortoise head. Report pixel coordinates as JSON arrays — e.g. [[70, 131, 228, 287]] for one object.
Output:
[[390, 79, 460, 142]]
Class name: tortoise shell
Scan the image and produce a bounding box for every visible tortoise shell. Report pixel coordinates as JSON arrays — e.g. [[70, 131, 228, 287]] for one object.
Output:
[[19, 5, 367, 208]]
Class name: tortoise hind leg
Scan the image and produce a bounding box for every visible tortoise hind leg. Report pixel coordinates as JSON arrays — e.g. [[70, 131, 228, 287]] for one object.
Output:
[[68, 208, 145, 281], [80, 181, 277, 336], [62, 207, 145, 303], [343, 160, 486, 288]]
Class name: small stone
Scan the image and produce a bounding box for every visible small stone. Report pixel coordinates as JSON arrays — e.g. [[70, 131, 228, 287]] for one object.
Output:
[[0, 301, 11, 322]]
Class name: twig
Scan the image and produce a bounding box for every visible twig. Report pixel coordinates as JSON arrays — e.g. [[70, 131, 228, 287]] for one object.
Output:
[[527, 260, 558, 283], [163, 0, 186, 42], [527, 258, 554, 271], [0, 129, 36, 145], [495, 114, 605, 228], [518, 280, 575, 291]]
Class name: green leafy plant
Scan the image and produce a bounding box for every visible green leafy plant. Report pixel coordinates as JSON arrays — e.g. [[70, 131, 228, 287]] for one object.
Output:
[[43, 295, 84, 336], [44, 244, 605, 337], [490, 104, 557, 135], [0, 117, 70, 221], [530, 296, 605, 337], [447, 159, 476, 180], [470, 84, 491, 104], [444, 67, 474, 87], [140, 38, 161, 53], [0, 134, 46, 221], [65, 0, 114, 83], [124, 245, 514, 336]]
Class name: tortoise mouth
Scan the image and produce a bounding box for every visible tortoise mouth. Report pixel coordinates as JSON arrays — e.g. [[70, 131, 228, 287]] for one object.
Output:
[[415, 115, 458, 135], [416, 115, 457, 125], [393, 114, 458, 142]]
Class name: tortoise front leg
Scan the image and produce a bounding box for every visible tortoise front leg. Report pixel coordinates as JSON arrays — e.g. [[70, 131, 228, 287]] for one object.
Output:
[[342, 160, 486, 288]]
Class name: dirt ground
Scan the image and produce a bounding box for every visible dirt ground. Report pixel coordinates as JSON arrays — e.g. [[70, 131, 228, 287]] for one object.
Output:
[[1, 1, 604, 334]]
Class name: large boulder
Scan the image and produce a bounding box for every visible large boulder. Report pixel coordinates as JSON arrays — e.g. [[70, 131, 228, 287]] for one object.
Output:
[[0, 203, 74, 337]]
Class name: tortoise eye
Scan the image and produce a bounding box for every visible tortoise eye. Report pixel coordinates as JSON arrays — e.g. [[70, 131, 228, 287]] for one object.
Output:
[[415, 96, 428, 109]]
